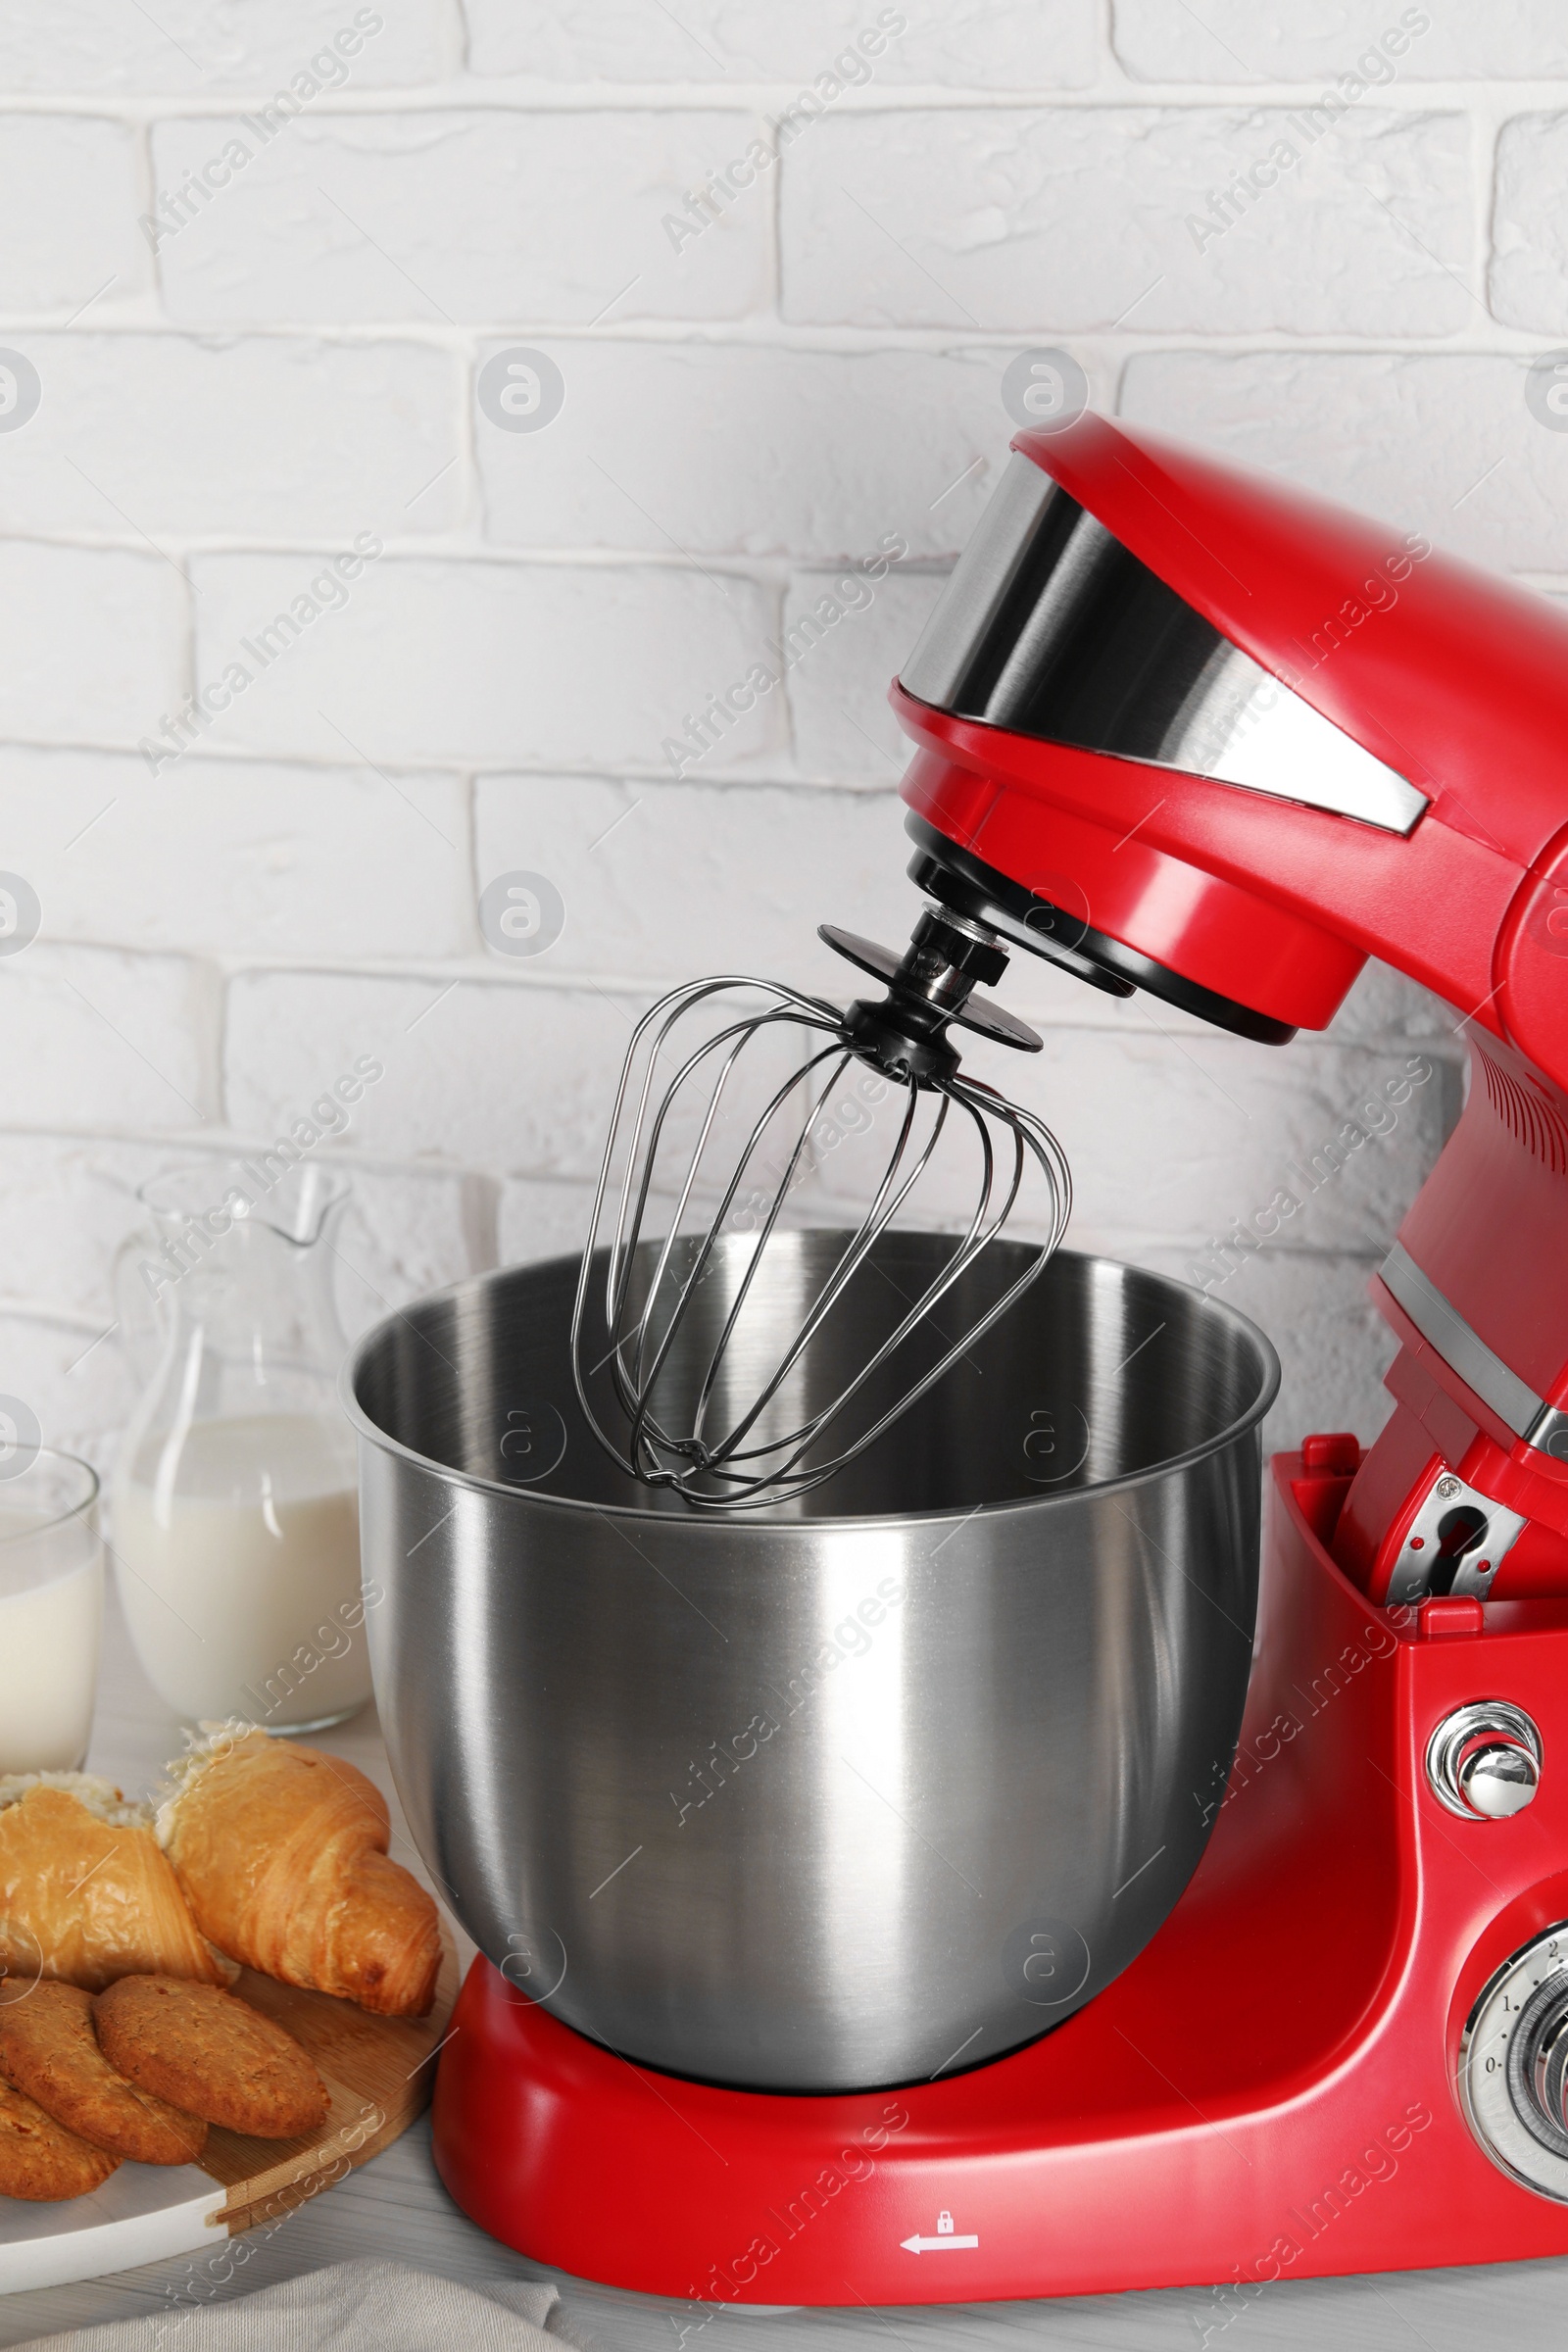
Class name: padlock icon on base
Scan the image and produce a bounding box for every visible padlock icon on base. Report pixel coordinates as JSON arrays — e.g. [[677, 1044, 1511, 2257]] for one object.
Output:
[[937, 2211, 955, 2235]]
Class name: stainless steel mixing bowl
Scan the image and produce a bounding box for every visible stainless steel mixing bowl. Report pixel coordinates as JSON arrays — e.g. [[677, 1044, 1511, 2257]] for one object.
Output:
[[343, 1234, 1279, 2092]]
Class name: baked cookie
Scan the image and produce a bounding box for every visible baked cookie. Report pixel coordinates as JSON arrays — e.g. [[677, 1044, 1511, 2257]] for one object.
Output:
[[94, 1977, 329, 2139], [0, 1982, 206, 2165], [0, 2074, 119, 2200]]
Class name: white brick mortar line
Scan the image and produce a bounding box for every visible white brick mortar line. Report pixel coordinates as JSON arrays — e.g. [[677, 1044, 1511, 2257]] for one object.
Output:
[[11, 80, 1568, 118]]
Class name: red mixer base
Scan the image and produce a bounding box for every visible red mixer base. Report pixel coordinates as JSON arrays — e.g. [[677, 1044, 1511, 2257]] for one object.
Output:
[[432, 1453, 1568, 2306]]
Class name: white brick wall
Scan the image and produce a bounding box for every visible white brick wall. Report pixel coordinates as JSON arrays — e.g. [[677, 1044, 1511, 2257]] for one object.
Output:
[[2, 0, 1563, 1478], [464, 2, 1095, 88], [151, 110, 771, 323], [475, 344, 1008, 559], [0, 115, 148, 311], [0, 546, 183, 741], [186, 553, 783, 767], [5, 335, 464, 539], [472, 777, 916, 983], [2, 753, 474, 956], [1120, 351, 1568, 569], [0, 4, 453, 94], [781, 106, 1472, 334], [1492, 113, 1568, 328], [1111, 5, 1568, 83]]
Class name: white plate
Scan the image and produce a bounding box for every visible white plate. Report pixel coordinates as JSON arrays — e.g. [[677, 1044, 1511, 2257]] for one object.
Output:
[[0, 2163, 223, 2295]]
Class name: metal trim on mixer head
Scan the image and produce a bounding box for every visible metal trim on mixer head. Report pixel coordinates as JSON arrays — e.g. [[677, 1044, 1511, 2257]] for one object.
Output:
[[1380, 1241, 1568, 1461], [901, 451, 1428, 837]]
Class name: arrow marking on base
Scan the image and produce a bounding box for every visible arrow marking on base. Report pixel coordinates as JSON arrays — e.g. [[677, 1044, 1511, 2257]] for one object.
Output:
[[901, 2233, 980, 2253]]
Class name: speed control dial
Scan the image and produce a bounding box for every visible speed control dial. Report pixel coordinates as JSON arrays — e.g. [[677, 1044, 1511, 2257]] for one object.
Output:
[[1462, 1924, 1568, 2198]]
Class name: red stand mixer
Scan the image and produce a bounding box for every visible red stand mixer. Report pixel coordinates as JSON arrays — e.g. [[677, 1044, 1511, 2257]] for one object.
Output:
[[381, 416, 1568, 2304]]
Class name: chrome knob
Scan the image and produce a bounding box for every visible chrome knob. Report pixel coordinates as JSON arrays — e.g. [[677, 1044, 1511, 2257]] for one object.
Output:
[[1460, 1740, 1540, 1818], [1427, 1702, 1542, 1820]]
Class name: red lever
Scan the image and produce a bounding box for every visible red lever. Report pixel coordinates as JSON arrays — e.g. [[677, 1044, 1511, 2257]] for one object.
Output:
[[1301, 1433, 1361, 1477]]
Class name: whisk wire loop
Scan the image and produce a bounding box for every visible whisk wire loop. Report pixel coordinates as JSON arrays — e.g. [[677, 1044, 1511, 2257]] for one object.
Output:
[[570, 971, 1071, 1510], [624, 1034, 851, 1472]]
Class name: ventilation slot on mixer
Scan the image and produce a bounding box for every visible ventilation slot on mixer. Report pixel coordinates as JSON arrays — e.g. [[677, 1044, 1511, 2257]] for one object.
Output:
[[1478, 1049, 1568, 1176]]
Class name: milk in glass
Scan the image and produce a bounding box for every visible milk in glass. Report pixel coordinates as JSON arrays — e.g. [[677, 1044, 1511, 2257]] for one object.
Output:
[[0, 1454, 104, 1773]]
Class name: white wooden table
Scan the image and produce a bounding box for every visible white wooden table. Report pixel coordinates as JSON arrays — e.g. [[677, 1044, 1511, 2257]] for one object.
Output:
[[3, 1595, 1563, 2348]]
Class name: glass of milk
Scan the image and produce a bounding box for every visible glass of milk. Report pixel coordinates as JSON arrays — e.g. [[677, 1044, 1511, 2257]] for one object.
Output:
[[110, 1157, 372, 1733], [0, 1450, 103, 1773]]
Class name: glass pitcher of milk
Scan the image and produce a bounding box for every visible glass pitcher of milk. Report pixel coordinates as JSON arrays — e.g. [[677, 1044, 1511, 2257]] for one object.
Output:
[[110, 1159, 371, 1733]]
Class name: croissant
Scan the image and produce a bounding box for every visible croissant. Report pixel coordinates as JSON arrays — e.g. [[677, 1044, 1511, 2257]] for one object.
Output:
[[159, 1734, 441, 2019], [0, 1786, 226, 1994]]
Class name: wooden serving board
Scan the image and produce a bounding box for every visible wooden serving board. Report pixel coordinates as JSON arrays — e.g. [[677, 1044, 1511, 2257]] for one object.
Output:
[[0, 1931, 458, 2297]]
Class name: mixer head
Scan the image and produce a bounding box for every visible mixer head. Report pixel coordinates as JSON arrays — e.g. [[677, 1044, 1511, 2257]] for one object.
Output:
[[569, 909, 1071, 1511]]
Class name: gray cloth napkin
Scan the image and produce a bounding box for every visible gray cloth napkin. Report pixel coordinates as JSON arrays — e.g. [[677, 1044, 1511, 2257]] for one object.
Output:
[[23, 2257, 585, 2351]]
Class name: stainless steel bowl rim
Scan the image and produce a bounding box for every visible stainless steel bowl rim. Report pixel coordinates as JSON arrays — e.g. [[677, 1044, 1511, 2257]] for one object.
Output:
[[338, 1246, 1282, 1534]]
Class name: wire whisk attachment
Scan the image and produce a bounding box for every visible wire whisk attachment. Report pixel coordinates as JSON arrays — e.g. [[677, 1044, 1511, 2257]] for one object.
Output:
[[570, 910, 1072, 1511]]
